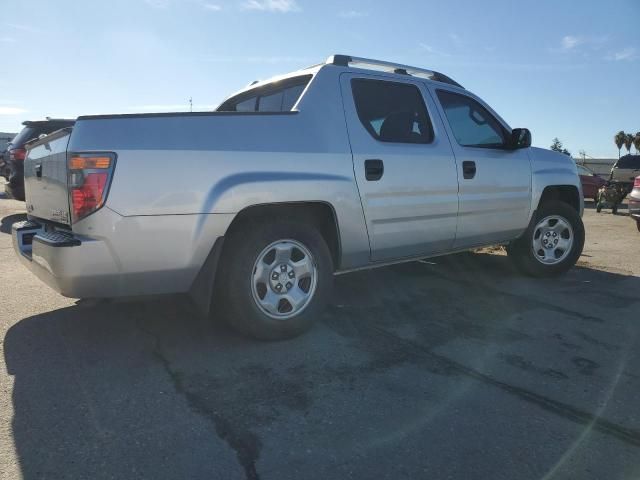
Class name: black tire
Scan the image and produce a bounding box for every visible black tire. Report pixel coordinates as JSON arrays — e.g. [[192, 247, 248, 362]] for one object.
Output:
[[507, 201, 584, 277], [217, 217, 333, 340]]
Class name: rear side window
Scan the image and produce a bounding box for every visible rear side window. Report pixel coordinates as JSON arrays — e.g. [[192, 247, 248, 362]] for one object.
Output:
[[351, 79, 434, 144], [218, 75, 311, 112], [616, 155, 640, 169], [437, 90, 507, 148], [235, 97, 257, 112]]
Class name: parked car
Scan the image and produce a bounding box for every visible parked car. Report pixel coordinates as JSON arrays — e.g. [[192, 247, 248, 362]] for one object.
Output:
[[629, 176, 640, 232], [5, 119, 74, 200], [577, 164, 606, 203], [610, 154, 640, 184], [13, 54, 585, 340], [1, 147, 10, 181]]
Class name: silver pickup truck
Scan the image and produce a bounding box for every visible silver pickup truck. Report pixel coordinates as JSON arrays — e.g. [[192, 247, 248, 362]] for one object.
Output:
[[13, 55, 584, 340]]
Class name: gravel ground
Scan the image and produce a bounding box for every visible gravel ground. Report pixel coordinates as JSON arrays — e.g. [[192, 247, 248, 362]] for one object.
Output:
[[0, 193, 639, 480]]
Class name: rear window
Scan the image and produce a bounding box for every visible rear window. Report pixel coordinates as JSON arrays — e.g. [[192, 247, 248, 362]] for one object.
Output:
[[616, 155, 640, 169], [10, 122, 73, 147], [10, 127, 37, 147], [218, 75, 311, 112]]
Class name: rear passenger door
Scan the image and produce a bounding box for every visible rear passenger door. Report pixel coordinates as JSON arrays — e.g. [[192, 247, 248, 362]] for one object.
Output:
[[341, 74, 460, 261]]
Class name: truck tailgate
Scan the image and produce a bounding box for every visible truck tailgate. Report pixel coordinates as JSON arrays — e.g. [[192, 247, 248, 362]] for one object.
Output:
[[24, 128, 72, 225]]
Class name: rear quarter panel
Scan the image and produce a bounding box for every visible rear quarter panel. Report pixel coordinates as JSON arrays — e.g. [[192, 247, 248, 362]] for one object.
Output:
[[69, 69, 371, 269]]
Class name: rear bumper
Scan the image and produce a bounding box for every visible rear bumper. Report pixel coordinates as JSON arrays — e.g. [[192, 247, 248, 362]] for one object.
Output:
[[12, 220, 124, 298], [629, 196, 640, 221], [12, 211, 234, 299]]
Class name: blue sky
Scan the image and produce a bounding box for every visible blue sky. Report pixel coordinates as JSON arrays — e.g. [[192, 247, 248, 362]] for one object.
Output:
[[0, 0, 638, 157]]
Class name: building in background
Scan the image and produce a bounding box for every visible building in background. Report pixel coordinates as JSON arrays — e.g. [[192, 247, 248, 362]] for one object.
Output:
[[575, 158, 616, 177], [1, 132, 16, 151]]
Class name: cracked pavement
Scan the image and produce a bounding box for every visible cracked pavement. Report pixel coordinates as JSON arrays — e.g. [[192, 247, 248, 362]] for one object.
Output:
[[1, 194, 639, 480]]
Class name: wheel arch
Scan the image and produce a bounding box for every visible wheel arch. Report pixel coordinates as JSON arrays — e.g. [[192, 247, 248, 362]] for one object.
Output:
[[537, 185, 582, 213], [225, 201, 342, 269]]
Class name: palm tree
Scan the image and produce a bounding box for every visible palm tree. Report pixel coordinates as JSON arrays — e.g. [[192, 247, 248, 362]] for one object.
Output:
[[624, 133, 634, 155], [614, 131, 626, 158], [634, 132, 640, 155]]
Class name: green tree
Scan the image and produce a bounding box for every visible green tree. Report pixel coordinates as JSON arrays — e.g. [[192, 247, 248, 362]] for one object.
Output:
[[634, 132, 640, 155], [624, 133, 634, 155], [550, 137, 571, 156], [614, 131, 626, 158]]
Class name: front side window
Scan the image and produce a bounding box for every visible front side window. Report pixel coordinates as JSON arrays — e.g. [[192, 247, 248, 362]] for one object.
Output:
[[437, 90, 507, 148], [351, 79, 434, 144]]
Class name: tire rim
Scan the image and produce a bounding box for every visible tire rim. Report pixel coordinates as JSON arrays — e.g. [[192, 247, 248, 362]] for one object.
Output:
[[250, 239, 318, 320], [531, 215, 574, 265]]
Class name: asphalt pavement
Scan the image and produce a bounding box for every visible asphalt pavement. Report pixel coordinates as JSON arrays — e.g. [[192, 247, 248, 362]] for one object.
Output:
[[1, 193, 639, 480]]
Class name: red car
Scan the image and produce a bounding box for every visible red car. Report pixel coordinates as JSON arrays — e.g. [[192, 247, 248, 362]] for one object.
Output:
[[629, 176, 640, 232], [577, 164, 606, 203]]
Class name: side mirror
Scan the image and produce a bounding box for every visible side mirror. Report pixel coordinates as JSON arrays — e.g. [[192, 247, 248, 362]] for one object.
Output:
[[508, 128, 531, 149]]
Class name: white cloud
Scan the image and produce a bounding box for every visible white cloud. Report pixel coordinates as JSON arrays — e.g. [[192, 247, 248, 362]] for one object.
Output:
[[558, 34, 608, 53], [610, 47, 638, 61], [0, 107, 27, 115], [339, 10, 368, 18], [448, 33, 462, 44], [144, 0, 170, 8], [419, 43, 451, 57], [202, 2, 222, 10], [199, 54, 311, 64], [4, 23, 39, 33], [561, 35, 583, 50], [241, 0, 300, 12]]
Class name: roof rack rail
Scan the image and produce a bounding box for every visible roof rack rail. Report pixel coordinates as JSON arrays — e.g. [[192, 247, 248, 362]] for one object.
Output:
[[325, 54, 463, 89]]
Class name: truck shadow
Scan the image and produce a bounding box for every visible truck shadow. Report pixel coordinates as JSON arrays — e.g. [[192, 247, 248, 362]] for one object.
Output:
[[4, 253, 640, 479]]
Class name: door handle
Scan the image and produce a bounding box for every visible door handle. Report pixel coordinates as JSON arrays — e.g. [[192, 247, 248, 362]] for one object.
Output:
[[462, 160, 476, 179], [365, 159, 384, 181]]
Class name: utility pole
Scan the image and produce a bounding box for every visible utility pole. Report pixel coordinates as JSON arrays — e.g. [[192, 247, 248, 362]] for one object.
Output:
[[579, 150, 586, 165]]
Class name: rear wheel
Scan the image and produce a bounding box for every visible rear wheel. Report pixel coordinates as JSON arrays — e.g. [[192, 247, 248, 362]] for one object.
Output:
[[507, 201, 584, 277], [217, 218, 333, 340]]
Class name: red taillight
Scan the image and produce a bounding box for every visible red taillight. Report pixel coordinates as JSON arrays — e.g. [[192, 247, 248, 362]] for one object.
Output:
[[10, 148, 26, 161], [68, 153, 115, 223], [71, 172, 108, 221], [634, 177, 640, 188]]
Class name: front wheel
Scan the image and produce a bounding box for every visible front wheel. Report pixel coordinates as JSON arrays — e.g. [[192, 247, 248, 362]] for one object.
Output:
[[217, 219, 333, 340], [507, 201, 585, 277]]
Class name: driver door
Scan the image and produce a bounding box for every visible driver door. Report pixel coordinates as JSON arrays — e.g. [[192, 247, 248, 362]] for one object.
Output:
[[431, 87, 532, 248]]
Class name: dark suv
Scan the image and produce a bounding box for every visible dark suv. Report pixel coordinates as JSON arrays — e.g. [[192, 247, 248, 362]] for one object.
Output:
[[6, 119, 74, 200], [610, 154, 640, 184]]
